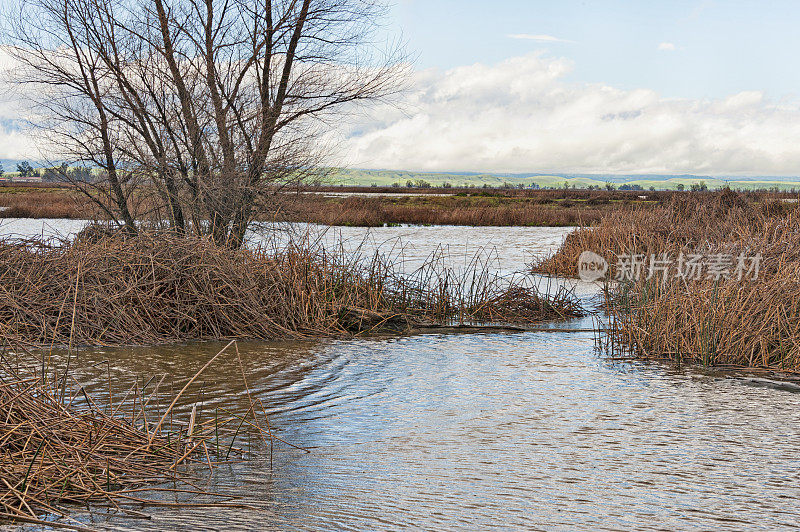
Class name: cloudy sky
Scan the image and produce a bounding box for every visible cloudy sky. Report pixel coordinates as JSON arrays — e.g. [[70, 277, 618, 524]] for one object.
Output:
[[334, 0, 800, 175], [3, 0, 800, 176]]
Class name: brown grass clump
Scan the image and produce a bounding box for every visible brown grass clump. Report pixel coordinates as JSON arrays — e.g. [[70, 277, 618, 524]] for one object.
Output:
[[602, 266, 800, 370], [540, 188, 800, 369], [533, 189, 781, 278], [466, 285, 583, 323], [273, 193, 626, 227], [0, 340, 267, 529], [0, 229, 582, 346], [0, 190, 90, 219], [601, 212, 800, 369]]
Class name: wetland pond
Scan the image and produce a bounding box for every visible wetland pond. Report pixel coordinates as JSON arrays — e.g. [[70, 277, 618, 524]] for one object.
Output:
[[1, 219, 799, 531]]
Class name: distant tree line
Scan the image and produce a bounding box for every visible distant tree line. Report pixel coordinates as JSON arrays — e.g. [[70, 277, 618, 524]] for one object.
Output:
[[0, 161, 94, 182]]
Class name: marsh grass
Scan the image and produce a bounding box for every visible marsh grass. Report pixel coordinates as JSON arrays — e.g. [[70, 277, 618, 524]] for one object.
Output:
[[0, 190, 88, 219], [277, 193, 621, 227], [0, 340, 270, 530], [598, 270, 800, 370], [546, 189, 800, 369], [0, 185, 657, 227], [0, 229, 582, 346], [532, 189, 782, 278]]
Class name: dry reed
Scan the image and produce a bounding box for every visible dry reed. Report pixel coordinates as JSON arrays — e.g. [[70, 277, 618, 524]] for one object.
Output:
[[276, 194, 621, 227], [0, 228, 582, 346], [540, 189, 800, 369], [533, 189, 787, 278], [0, 340, 267, 529], [0, 190, 89, 219]]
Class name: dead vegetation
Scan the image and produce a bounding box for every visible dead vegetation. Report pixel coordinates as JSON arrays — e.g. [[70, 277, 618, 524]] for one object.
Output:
[[3, 185, 796, 228], [532, 188, 788, 278], [0, 185, 639, 227], [0, 228, 582, 346], [0, 189, 90, 219], [279, 194, 617, 227], [0, 340, 270, 529], [538, 189, 800, 369]]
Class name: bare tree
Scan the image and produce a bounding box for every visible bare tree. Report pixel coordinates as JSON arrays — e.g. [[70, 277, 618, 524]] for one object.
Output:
[[5, 0, 403, 246]]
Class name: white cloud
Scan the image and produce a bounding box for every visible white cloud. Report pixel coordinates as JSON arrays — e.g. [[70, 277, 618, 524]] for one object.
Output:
[[0, 48, 40, 160], [4, 46, 800, 177], [658, 42, 677, 51], [330, 53, 800, 175], [508, 34, 575, 44]]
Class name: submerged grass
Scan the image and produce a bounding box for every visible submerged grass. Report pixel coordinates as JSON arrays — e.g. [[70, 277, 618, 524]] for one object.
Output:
[[540, 189, 800, 370], [0, 340, 269, 529]]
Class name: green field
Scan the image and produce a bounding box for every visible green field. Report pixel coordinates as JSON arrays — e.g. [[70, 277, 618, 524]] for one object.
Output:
[[327, 169, 800, 191]]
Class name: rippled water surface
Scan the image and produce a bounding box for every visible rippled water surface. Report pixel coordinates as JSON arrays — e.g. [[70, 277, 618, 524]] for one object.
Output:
[[2, 222, 799, 530], [40, 333, 800, 532]]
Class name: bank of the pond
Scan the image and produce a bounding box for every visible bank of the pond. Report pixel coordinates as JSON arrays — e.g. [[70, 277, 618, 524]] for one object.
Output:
[[0, 231, 582, 346]]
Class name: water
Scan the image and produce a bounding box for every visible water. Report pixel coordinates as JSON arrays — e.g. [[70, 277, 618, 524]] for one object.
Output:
[[0, 218, 89, 241], [2, 221, 799, 531], [0, 218, 568, 272]]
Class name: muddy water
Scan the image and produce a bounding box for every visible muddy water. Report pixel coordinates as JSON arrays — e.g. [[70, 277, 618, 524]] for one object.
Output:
[[3, 221, 800, 531]]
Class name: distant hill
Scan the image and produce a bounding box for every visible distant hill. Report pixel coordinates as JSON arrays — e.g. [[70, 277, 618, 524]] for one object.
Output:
[[327, 169, 800, 191], [3, 161, 800, 190]]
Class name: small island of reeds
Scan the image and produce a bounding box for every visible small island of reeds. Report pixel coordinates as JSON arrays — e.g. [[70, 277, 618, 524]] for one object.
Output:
[[536, 188, 800, 370]]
